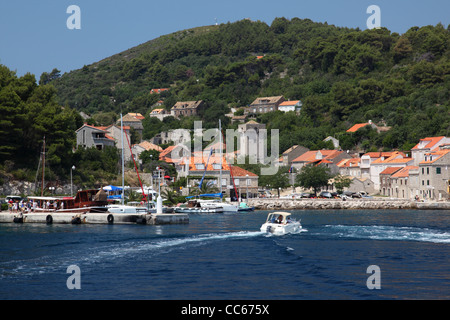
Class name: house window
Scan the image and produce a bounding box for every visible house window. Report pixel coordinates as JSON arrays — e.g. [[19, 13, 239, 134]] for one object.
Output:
[[427, 167, 429, 174], [422, 168, 424, 174], [427, 180, 429, 186], [195, 163, 205, 170], [436, 167, 441, 174], [212, 164, 221, 170], [422, 180, 424, 186]]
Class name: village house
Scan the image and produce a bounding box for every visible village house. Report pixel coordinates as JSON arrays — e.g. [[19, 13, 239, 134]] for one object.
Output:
[[411, 136, 450, 166], [368, 151, 412, 191], [131, 141, 163, 163], [390, 166, 420, 200], [344, 176, 376, 195], [75, 124, 116, 150], [246, 96, 285, 114], [336, 157, 362, 178], [418, 146, 450, 201], [171, 100, 205, 118], [75, 124, 133, 161], [346, 120, 391, 134], [238, 120, 267, 163], [278, 100, 302, 113], [150, 88, 169, 95], [291, 150, 351, 175], [175, 152, 258, 199], [149, 108, 171, 121], [379, 167, 402, 196], [116, 113, 144, 142], [278, 145, 309, 168]]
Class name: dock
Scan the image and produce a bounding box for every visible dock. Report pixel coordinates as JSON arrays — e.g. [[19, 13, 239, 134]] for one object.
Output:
[[0, 211, 189, 225]]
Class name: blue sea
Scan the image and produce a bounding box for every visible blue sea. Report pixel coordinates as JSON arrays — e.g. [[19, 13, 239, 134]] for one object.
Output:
[[0, 209, 449, 300]]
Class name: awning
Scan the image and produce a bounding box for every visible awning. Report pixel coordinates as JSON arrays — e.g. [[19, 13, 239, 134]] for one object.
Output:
[[186, 193, 223, 199], [103, 185, 123, 191]]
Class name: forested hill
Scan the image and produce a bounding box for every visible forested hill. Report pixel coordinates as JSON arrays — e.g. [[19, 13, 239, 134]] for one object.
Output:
[[52, 18, 449, 152]]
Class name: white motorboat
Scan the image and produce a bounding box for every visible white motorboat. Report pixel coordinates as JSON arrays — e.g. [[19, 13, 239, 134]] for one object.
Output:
[[174, 200, 224, 214], [260, 212, 302, 235], [197, 199, 239, 213], [107, 204, 148, 214]]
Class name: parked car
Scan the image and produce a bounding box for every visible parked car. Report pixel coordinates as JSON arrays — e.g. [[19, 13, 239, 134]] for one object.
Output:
[[300, 192, 315, 198], [318, 191, 333, 199], [343, 191, 361, 198]]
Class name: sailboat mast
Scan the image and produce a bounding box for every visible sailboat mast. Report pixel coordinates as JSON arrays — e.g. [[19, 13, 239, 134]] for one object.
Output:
[[120, 114, 125, 205], [219, 119, 222, 197], [41, 136, 45, 196]]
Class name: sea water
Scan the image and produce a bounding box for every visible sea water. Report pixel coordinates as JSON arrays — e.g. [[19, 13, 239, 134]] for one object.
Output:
[[0, 209, 449, 300]]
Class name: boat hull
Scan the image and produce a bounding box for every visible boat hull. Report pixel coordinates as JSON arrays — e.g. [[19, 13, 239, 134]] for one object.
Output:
[[174, 207, 224, 214], [260, 222, 302, 235]]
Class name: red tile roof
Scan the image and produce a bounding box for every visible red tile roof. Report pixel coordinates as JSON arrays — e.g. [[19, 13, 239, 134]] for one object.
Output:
[[346, 123, 369, 133], [391, 166, 419, 178], [292, 150, 342, 163], [419, 149, 450, 164], [230, 166, 258, 177], [412, 136, 446, 150], [380, 167, 402, 175]]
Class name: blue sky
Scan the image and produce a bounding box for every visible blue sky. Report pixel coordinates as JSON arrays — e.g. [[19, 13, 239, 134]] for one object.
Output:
[[0, 0, 448, 77]]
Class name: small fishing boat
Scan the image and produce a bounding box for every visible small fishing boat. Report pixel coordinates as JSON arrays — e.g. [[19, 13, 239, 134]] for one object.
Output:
[[260, 212, 302, 235], [238, 202, 254, 212]]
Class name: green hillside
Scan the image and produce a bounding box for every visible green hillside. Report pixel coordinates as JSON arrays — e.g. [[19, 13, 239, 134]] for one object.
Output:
[[1, 18, 449, 185], [52, 18, 449, 153]]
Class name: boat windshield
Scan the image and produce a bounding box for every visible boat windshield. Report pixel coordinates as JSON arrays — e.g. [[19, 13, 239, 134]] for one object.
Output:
[[267, 213, 290, 223]]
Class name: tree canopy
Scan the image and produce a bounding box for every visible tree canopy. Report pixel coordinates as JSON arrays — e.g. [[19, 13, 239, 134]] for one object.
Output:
[[51, 18, 449, 153]]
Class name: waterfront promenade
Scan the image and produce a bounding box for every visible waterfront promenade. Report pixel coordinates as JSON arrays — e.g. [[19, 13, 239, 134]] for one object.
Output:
[[247, 198, 450, 210]]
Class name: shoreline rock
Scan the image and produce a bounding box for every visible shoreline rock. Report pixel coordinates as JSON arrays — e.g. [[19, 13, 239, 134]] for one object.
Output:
[[248, 198, 450, 210]]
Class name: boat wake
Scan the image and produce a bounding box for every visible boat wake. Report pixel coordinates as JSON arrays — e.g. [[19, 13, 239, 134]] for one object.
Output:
[[0, 231, 265, 279], [325, 225, 450, 244]]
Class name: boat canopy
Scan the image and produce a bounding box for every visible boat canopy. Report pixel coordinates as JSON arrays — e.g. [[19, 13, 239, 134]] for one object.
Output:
[[28, 196, 61, 201], [266, 212, 292, 222], [186, 193, 223, 199], [103, 185, 123, 191]]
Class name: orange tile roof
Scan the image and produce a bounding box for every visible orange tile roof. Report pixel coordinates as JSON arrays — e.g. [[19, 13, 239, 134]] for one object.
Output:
[[159, 146, 176, 159], [380, 167, 402, 175], [419, 149, 450, 164], [230, 166, 258, 177], [127, 113, 145, 120], [384, 157, 413, 164], [346, 123, 369, 133], [279, 100, 301, 106], [371, 152, 406, 164], [391, 166, 419, 178], [363, 151, 404, 158], [150, 88, 169, 94], [337, 158, 360, 168], [292, 150, 342, 163], [412, 136, 445, 150], [138, 141, 163, 152], [181, 155, 230, 171]]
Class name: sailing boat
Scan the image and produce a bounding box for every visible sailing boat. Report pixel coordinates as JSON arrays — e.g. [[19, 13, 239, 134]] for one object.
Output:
[[107, 114, 149, 214]]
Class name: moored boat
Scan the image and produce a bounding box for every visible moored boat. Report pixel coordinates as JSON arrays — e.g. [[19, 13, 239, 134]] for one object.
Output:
[[238, 202, 254, 212], [174, 200, 223, 214], [28, 189, 109, 214]]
